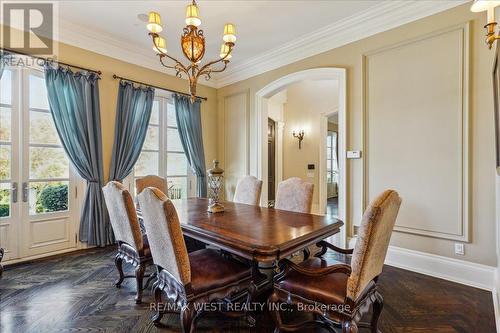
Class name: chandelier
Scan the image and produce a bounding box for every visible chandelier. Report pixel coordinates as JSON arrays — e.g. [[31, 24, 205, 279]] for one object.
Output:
[[146, 0, 236, 102]]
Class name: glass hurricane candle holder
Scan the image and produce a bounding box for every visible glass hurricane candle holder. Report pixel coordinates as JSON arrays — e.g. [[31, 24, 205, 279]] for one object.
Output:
[[207, 160, 224, 213]]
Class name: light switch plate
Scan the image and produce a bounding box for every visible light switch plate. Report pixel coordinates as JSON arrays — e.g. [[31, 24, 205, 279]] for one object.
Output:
[[347, 150, 362, 159], [454, 243, 465, 256]]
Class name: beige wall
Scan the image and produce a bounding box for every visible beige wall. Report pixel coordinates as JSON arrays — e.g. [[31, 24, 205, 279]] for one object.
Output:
[[281, 80, 338, 207], [0, 26, 219, 182], [216, 4, 497, 266]]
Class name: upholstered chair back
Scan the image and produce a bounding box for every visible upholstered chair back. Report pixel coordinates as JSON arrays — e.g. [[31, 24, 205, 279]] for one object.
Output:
[[347, 190, 402, 301], [233, 175, 263, 206], [137, 187, 191, 285], [136, 175, 169, 195], [103, 181, 143, 252], [274, 177, 314, 213]]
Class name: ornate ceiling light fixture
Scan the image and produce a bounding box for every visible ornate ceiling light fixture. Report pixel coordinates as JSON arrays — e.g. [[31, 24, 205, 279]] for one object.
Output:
[[146, 0, 236, 102]]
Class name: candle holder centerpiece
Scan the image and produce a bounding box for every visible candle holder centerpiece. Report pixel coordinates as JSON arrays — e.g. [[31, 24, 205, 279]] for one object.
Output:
[[207, 160, 224, 213]]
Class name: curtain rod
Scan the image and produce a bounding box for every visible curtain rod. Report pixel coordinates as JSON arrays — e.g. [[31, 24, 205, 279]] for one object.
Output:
[[112, 74, 208, 101], [1, 48, 102, 76]]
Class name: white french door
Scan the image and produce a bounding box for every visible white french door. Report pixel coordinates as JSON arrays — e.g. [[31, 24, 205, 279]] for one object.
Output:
[[0, 65, 78, 262]]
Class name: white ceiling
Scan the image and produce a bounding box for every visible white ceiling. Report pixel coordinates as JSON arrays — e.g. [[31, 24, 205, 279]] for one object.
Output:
[[4, 0, 468, 87], [58, 1, 380, 70]]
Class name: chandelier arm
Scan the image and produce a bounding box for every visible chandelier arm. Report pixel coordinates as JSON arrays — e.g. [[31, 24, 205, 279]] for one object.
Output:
[[157, 55, 177, 70], [198, 60, 228, 78], [197, 44, 234, 74], [151, 35, 190, 74]]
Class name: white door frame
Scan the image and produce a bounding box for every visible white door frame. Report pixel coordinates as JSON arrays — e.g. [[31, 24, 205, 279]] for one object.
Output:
[[254, 68, 347, 247]]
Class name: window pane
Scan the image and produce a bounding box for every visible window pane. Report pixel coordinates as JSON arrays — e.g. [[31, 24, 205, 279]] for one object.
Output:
[[135, 151, 159, 177], [0, 107, 11, 141], [30, 111, 61, 145], [143, 125, 159, 150], [167, 153, 188, 176], [29, 74, 49, 110], [1, 70, 12, 105], [150, 100, 160, 125], [167, 128, 183, 152], [30, 147, 69, 179], [167, 103, 176, 127], [168, 177, 187, 199], [0, 183, 10, 218], [0, 145, 11, 180], [28, 181, 68, 215], [327, 148, 332, 159]]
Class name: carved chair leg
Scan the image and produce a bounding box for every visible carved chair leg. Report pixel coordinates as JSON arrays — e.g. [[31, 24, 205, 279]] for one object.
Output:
[[114, 254, 125, 288], [303, 247, 311, 261], [342, 320, 358, 333], [134, 263, 146, 304], [245, 282, 258, 327], [371, 292, 384, 333], [268, 291, 284, 332], [152, 283, 164, 325], [181, 302, 196, 333]]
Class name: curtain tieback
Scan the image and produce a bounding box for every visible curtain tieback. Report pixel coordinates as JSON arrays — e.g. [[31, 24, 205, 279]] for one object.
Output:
[[87, 180, 99, 184]]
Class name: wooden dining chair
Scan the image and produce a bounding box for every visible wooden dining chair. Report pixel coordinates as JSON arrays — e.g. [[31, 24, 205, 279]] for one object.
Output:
[[274, 177, 314, 213], [138, 187, 259, 332], [136, 175, 168, 195], [234, 175, 263, 206], [268, 189, 402, 333], [103, 181, 155, 304]]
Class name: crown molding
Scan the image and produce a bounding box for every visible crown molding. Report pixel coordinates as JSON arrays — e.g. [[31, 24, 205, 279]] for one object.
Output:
[[214, 0, 469, 88], [54, 19, 218, 88]]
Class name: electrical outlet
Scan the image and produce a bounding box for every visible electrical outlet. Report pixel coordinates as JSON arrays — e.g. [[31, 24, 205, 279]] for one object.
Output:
[[454, 243, 465, 256]]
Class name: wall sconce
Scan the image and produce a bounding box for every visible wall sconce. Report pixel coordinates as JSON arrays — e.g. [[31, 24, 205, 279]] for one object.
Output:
[[293, 130, 305, 149], [471, 0, 500, 49]]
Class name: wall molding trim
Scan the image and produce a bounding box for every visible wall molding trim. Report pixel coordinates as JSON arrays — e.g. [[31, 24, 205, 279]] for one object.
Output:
[[386, 246, 496, 291], [215, 0, 468, 87]]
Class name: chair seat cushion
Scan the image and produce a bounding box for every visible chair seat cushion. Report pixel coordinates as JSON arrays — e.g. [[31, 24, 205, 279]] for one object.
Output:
[[189, 249, 252, 295], [277, 257, 348, 305]]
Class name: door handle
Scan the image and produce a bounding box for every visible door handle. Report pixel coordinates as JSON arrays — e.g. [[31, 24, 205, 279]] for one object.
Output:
[[22, 182, 29, 202], [11, 182, 18, 203]]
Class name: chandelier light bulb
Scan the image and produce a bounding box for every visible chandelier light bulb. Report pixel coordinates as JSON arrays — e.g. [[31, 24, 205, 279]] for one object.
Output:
[[223, 23, 236, 43], [147, 11, 163, 33], [185, 4, 202, 27]]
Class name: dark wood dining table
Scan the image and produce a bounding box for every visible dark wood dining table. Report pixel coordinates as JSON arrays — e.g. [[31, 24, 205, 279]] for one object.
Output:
[[137, 197, 343, 294]]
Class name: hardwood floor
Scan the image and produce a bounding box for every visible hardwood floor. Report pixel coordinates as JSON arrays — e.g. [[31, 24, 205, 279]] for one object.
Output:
[[0, 247, 496, 333]]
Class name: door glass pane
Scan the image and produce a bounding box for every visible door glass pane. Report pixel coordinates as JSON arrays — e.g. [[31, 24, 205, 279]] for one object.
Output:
[[150, 100, 160, 125], [30, 111, 60, 145], [167, 128, 183, 152], [167, 153, 188, 176], [0, 145, 11, 180], [28, 181, 69, 215], [0, 70, 12, 105], [168, 177, 187, 199], [135, 151, 159, 177], [0, 183, 10, 218], [29, 74, 49, 110], [167, 103, 176, 127], [142, 126, 159, 150], [29, 147, 69, 179], [0, 107, 11, 141]]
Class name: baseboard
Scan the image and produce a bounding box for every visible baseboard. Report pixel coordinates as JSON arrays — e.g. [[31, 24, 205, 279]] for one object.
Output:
[[493, 287, 500, 333], [385, 246, 496, 291]]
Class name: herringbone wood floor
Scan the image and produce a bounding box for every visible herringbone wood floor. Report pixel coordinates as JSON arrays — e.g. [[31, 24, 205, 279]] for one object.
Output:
[[0, 247, 496, 333]]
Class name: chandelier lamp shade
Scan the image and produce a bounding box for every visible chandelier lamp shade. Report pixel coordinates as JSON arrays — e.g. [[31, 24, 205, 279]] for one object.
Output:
[[146, 0, 236, 102]]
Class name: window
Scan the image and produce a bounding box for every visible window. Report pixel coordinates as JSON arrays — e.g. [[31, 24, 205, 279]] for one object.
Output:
[[27, 73, 70, 214], [327, 131, 338, 184], [132, 94, 194, 198]]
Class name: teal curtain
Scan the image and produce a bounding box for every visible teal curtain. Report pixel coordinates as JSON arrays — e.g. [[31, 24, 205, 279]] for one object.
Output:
[[173, 94, 207, 197], [44, 65, 113, 247], [109, 81, 154, 181]]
